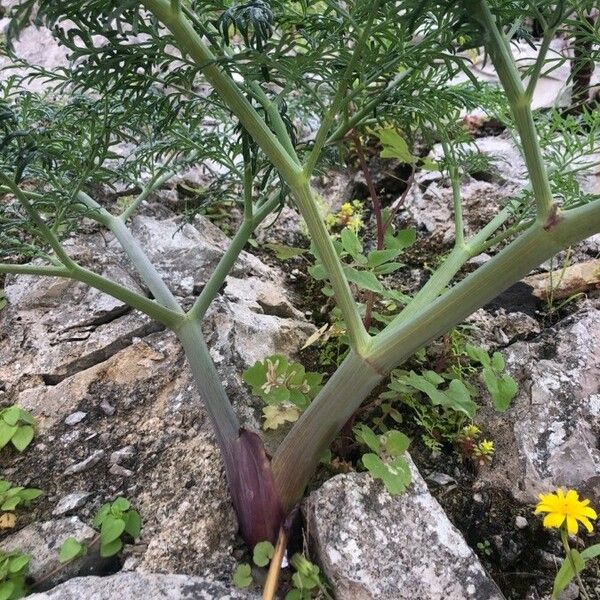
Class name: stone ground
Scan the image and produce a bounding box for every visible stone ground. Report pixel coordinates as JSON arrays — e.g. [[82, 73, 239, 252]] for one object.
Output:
[[1, 11, 600, 600]]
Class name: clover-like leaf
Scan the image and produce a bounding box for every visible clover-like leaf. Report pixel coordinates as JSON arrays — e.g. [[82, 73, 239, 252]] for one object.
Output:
[[11, 426, 34, 452], [58, 538, 86, 564], [233, 563, 252, 588], [262, 403, 300, 430], [253, 541, 274, 567]]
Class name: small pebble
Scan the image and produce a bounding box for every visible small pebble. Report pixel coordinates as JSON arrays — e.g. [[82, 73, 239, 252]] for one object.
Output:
[[515, 516, 528, 529], [52, 492, 92, 516], [473, 493, 484, 503], [109, 464, 133, 477], [110, 446, 136, 465], [64, 450, 105, 475], [65, 411, 87, 426], [428, 472, 457, 486], [100, 400, 115, 416]]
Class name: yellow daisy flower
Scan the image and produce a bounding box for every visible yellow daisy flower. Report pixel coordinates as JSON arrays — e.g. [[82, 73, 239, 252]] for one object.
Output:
[[535, 488, 597, 535]]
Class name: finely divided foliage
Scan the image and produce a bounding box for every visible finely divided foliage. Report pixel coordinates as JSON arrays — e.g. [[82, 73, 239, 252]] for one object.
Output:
[[0, 0, 599, 590]]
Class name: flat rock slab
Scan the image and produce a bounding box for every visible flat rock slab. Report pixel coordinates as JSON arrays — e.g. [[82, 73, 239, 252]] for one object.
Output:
[[481, 300, 600, 502], [26, 572, 258, 600], [304, 465, 505, 600], [2, 517, 101, 588]]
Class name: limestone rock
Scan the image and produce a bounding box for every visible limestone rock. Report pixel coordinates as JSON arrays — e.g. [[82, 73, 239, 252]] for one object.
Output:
[[481, 300, 600, 502], [25, 572, 259, 600], [0, 211, 315, 581], [304, 465, 505, 600], [127, 215, 271, 298], [1, 517, 99, 588]]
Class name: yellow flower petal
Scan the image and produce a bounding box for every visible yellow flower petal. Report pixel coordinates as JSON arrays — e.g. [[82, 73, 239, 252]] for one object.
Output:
[[543, 513, 565, 529], [578, 516, 594, 533], [565, 489, 579, 503], [581, 506, 597, 520], [566, 516, 578, 535]]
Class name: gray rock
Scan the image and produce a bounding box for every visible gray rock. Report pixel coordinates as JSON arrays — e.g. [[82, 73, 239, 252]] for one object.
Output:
[[304, 463, 505, 600], [515, 516, 528, 530], [127, 214, 271, 298], [0, 23, 68, 92], [481, 300, 600, 502], [109, 464, 133, 477], [65, 412, 87, 426], [0, 210, 315, 581], [100, 400, 116, 416], [110, 446, 136, 465], [52, 492, 92, 516], [26, 573, 259, 600], [64, 450, 105, 475], [465, 308, 541, 350], [2, 517, 96, 583]]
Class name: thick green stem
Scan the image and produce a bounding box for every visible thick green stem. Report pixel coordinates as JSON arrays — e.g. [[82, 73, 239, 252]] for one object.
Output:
[[294, 182, 370, 353], [121, 167, 179, 223], [468, 0, 554, 218], [68, 264, 184, 328], [189, 218, 255, 321], [142, 0, 367, 352], [77, 192, 183, 313], [141, 0, 303, 188], [177, 318, 240, 452], [272, 350, 383, 510], [0, 263, 70, 277], [273, 200, 600, 508]]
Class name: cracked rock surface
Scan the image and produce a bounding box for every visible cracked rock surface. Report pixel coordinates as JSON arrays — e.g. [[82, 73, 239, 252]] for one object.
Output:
[[0, 211, 314, 582], [304, 461, 505, 600], [480, 299, 600, 502]]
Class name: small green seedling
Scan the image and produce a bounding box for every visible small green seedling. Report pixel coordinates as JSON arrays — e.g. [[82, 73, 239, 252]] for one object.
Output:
[[286, 553, 332, 600], [0, 550, 30, 600], [0, 480, 42, 513], [354, 424, 412, 495], [243, 355, 323, 430], [231, 540, 275, 589], [93, 497, 141, 557], [232, 563, 253, 588], [466, 345, 518, 411], [391, 370, 477, 418], [0, 406, 35, 452], [59, 496, 142, 562]]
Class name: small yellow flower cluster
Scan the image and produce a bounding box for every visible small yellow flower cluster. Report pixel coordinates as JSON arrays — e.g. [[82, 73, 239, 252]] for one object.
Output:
[[324, 200, 364, 234], [535, 488, 597, 535], [461, 424, 481, 439], [473, 439, 494, 463], [457, 424, 494, 464]]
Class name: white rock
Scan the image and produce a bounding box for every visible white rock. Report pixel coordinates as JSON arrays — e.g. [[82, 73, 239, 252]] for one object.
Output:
[[65, 412, 87, 426], [2, 517, 96, 585], [52, 492, 92, 516], [304, 462, 505, 600], [25, 572, 258, 600]]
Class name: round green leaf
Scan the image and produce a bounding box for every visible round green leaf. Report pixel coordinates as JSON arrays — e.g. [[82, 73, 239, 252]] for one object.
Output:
[[8, 554, 29, 573], [2, 407, 20, 426], [100, 515, 126, 544], [112, 497, 131, 512], [124, 510, 142, 539], [59, 538, 84, 564], [0, 581, 14, 600], [232, 564, 252, 588], [100, 538, 123, 558], [253, 541, 274, 567], [11, 426, 34, 452]]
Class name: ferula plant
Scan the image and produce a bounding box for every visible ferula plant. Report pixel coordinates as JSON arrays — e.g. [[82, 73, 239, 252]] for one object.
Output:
[[1, 0, 599, 569]]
